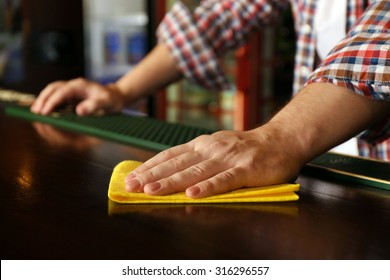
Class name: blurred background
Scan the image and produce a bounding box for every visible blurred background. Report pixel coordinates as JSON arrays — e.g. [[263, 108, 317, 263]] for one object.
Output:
[[0, 0, 295, 131]]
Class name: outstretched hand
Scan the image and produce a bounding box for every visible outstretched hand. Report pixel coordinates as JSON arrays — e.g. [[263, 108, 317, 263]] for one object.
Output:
[[31, 78, 125, 116], [124, 82, 390, 199], [125, 128, 303, 198]]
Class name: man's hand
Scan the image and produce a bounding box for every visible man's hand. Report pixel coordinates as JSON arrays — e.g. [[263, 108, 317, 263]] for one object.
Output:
[[30, 44, 182, 117], [124, 83, 390, 199], [125, 129, 303, 198], [31, 78, 125, 116]]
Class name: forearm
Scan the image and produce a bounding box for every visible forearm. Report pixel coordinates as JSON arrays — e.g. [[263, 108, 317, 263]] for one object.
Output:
[[261, 83, 390, 165], [115, 44, 182, 105], [123, 82, 389, 198]]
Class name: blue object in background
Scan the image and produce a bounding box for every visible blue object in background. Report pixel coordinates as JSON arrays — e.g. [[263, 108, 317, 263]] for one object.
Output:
[[105, 31, 121, 65], [127, 31, 146, 64]]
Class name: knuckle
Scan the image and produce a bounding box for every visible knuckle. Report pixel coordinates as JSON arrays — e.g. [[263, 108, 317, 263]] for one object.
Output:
[[189, 165, 205, 177], [195, 180, 218, 197], [53, 87, 70, 99], [157, 149, 176, 161], [134, 171, 153, 187], [170, 156, 186, 170], [144, 169, 160, 181], [73, 77, 86, 84], [195, 134, 210, 141], [192, 134, 211, 146], [160, 177, 184, 193], [45, 81, 63, 91], [219, 169, 237, 183], [70, 77, 89, 88]]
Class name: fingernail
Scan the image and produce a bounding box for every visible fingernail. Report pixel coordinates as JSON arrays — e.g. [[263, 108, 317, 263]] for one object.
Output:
[[145, 182, 161, 193], [187, 186, 201, 198], [125, 178, 141, 192]]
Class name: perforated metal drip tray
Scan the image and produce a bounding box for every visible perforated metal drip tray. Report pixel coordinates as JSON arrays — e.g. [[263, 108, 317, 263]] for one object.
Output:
[[4, 105, 214, 152]]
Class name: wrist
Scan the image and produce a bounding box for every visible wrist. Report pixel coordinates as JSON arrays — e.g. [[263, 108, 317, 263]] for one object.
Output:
[[248, 124, 306, 180], [262, 119, 313, 167], [105, 83, 127, 111]]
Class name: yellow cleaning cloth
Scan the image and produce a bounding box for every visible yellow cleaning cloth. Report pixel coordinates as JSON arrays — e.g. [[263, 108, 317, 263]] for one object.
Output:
[[108, 160, 300, 204]]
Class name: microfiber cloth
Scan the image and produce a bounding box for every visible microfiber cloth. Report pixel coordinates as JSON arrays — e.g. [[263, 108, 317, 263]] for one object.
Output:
[[108, 160, 300, 204]]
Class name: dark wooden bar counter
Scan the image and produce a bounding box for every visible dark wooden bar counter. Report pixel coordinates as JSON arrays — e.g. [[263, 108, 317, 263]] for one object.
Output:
[[1, 107, 390, 260]]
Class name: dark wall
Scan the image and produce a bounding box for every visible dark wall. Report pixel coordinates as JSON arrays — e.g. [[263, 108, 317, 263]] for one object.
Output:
[[1, 0, 84, 94]]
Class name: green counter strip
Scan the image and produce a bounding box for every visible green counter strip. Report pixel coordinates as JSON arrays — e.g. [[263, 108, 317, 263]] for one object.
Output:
[[4, 104, 390, 191], [4, 105, 214, 152]]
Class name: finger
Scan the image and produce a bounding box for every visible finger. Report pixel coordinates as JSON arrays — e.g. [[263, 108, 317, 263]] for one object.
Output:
[[125, 151, 204, 192], [73, 82, 105, 115], [185, 167, 244, 198], [39, 87, 76, 115], [39, 79, 91, 115], [143, 159, 226, 196], [75, 90, 111, 116], [31, 81, 65, 114], [75, 98, 102, 116], [132, 142, 195, 174], [37, 78, 91, 115]]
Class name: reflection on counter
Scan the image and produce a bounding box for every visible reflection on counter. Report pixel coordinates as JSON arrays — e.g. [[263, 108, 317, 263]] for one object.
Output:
[[108, 200, 299, 218]]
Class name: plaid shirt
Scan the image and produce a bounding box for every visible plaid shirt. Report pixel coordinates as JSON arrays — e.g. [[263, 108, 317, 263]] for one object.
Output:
[[157, 0, 390, 160]]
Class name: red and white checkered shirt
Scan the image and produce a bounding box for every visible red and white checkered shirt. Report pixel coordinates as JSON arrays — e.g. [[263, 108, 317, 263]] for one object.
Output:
[[157, 0, 390, 160]]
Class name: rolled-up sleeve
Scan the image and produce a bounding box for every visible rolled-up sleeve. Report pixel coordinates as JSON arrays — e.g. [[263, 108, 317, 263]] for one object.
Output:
[[157, 0, 287, 90], [306, 0, 390, 143]]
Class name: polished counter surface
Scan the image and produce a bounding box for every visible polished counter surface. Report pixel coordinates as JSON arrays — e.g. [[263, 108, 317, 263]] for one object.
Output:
[[1, 108, 390, 259]]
